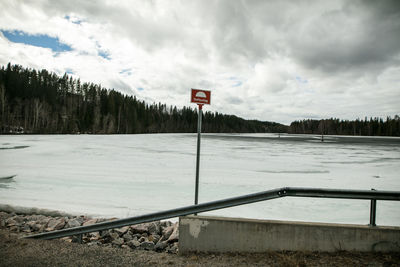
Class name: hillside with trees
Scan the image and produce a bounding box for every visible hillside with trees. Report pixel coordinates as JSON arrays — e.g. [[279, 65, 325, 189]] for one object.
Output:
[[0, 63, 287, 134], [1, 63, 399, 136]]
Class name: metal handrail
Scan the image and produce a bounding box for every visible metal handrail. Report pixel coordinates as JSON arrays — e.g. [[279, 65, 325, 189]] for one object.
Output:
[[25, 187, 400, 240]]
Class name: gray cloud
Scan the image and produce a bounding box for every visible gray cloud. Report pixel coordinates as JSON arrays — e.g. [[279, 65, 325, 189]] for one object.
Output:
[[288, 0, 400, 73], [225, 96, 244, 105]]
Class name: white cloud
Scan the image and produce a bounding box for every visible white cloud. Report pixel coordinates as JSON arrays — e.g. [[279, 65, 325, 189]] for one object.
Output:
[[0, 0, 399, 125]]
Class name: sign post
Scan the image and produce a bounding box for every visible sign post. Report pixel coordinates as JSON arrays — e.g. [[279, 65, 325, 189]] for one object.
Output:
[[191, 89, 211, 206], [195, 104, 202, 206]]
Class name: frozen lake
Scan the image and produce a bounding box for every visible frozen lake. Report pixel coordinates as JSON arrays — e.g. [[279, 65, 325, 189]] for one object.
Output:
[[1, 133, 399, 226]]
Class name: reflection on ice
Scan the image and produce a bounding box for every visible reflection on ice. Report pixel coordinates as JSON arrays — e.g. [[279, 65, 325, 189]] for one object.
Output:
[[0, 175, 16, 189], [0, 145, 30, 150], [256, 170, 330, 174], [0, 134, 399, 226], [0, 175, 16, 181], [323, 157, 400, 165]]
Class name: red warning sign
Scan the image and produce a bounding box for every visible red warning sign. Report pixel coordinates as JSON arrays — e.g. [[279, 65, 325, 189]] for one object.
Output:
[[191, 89, 211, 105]]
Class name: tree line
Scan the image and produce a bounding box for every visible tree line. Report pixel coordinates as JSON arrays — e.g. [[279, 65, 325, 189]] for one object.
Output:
[[289, 117, 400, 136], [1, 63, 398, 136], [0, 63, 287, 134]]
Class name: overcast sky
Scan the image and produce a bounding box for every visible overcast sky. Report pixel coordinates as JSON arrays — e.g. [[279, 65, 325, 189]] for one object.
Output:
[[0, 0, 399, 124]]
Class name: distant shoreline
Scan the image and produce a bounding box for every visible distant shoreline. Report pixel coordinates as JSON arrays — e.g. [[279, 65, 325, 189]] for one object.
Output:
[[2, 132, 400, 138]]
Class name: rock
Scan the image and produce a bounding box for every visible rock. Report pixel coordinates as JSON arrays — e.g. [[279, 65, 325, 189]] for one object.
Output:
[[148, 221, 161, 235], [83, 218, 98, 226], [89, 232, 101, 241], [114, 226, 129, 236], [161, 225, 174, 240], [22, 224, 31, 232], [132, 234, 142, 240], [155, 240, 168, 252], [26, 215, 45, 222], [122, 232, 133, 242], [38, 217, 51, 226], [9, 226, 19, 232], [161, 221, 173, 228], [10, 216, 24, 224], [38, 224, 47, 233], [167, 223, 179, 243], [71, 235, 85, 243], [138, 236, 147, 243], [112, 237, 124, 246], [27, 221, 41, 232], [166, 242, 178, 254], [0, 211, 12, 221], [89, 231, 100, 237], [148, 234, 161, 244], [5, 218, 18, 227], [130, 223, 148, 234], [65, 218, 81, 229], [75, 216, 86, 224], [45, 217, 66, 231], [140, 241, 155, 251], [105, 231, 119, 242], [127, 240, 141, 249], [100, 229, 112, 239]]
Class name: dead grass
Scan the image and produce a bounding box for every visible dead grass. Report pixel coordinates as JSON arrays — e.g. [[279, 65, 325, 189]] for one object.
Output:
[[1, 229, 399, 266]]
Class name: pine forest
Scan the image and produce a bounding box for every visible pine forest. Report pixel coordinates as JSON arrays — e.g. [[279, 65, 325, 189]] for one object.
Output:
[[0, 63, 399, 136]]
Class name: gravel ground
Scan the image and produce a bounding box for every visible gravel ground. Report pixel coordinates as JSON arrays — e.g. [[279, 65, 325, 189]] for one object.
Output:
[[1, 229, 399, 267]]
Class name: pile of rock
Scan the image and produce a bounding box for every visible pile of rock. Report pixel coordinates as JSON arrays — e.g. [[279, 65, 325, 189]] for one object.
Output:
[[0, 211, 179, 253]]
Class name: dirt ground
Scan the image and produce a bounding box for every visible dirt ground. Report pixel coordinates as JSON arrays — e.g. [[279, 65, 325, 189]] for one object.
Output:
[[1, 229, 399, 267]]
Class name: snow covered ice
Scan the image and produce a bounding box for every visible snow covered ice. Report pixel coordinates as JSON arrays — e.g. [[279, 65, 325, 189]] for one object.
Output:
[[0, 133, 399, 226]]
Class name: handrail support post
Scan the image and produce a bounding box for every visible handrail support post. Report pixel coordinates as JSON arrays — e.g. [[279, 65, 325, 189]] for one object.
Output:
[[78, 234, 82, 244], [369, 199, 376, 226], [369, 188, 377, 227]]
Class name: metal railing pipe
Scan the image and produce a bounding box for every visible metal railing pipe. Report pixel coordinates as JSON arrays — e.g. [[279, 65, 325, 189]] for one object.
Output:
[[25, 187, 400, 240], [26, 187, 284, 240], [284, 187, 400, 200]]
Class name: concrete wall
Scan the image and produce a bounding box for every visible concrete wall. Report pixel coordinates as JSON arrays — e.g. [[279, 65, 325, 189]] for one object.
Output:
[[179, 216, 400, 253]]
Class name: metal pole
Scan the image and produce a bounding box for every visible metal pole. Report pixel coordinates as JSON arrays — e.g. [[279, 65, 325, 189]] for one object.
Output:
[[370, 189, 377, 226], [77, 234, 82, 244], [195, 104, 203, 206]]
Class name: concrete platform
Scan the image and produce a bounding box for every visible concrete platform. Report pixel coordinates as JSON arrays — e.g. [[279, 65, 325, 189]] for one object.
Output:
[[179, 215, 400, 253]]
